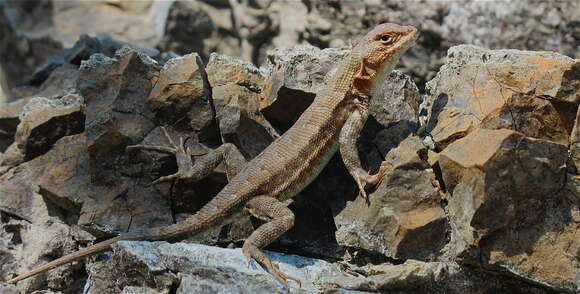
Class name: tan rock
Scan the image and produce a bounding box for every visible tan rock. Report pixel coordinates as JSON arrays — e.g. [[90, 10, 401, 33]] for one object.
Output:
[[205, 53, 265, 89], [147, 53, 213, 136], [439, 128, 577, 292], [425, 45, 579, 147], [335, 136, 447, 260]]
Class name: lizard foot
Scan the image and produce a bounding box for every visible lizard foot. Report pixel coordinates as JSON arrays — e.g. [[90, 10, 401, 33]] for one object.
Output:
[[127, 127, 206, 184], [243, 245, 301, 290], [353, 161, 390, 205]]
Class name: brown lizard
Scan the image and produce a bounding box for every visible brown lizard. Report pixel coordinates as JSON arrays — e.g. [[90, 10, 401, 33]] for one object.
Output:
[[7, 23, 419, 288]]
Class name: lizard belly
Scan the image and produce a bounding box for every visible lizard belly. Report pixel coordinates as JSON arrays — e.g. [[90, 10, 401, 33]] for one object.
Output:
[[276, 141, 339, 200]]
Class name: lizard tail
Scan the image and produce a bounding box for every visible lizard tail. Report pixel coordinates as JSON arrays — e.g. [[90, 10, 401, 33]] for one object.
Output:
[[7, 214, 214, 284], [7, 236, 121, 284]]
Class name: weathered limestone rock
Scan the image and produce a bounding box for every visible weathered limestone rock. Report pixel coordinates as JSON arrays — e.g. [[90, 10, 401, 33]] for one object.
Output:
[[370, 70, 421, 128], [439, 128, 577, 292], [82, 241, 551, 294], [335, 136, 447, 260], [85, 241, 352, 294], [424, 45, 580, 147], [147, 53, 214, 138], [15, 95, 84, 161]]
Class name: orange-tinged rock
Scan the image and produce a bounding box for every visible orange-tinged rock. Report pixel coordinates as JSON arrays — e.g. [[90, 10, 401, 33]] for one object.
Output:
[[439, 128, 578, 292], [424, 45, 579, 147]]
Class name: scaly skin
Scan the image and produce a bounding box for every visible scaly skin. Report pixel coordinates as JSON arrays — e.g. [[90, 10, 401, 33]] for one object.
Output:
[[7, 23, 419, 288]]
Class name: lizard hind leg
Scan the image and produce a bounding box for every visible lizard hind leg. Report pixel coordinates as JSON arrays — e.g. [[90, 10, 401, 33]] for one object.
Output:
[[243, 195, 301, 289]]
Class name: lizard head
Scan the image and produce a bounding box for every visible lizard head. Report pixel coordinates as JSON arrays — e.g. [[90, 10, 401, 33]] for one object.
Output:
[[352, 23, 419, 97]]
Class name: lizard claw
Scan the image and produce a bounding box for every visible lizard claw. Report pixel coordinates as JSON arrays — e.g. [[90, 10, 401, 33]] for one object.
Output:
[[353, 162, 391, 206]]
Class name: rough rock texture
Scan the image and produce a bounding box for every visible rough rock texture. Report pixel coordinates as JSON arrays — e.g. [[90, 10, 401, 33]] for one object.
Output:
[[83, 241, 551, 294], [1, 28, 578, 294], [439, 128, 577, 292], [423, 45, 579, 149], [147, 52, 214, 138], [336, 136, 447, 261]]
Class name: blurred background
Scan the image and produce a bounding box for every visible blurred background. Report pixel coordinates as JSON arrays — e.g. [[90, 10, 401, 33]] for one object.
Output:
[[0, 0, 578, 104]]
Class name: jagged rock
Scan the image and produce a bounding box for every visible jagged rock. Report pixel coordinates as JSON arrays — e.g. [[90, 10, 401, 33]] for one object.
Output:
[[205, 53, 265, 90], [0, 164, 94, 293], [213, 84, 279, 158], [370, 70, 421, 128], [423, 45, 580, 148], [82, 242, 551, 294], [335, 136, 447, 260], [147, 53, 214, 137], [15, 95, 84, 161], [75, 48, 174, 236], [261, 45, 348, 131], [439, 128, 577, 292], [79, 47, 157, 166], [206, 53, 278, 158]]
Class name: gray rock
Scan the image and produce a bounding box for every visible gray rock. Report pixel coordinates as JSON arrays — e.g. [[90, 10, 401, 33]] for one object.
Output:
[[261, 45, 348, 131], [15, 94, 84, 161], [85, 241, 353, 293]]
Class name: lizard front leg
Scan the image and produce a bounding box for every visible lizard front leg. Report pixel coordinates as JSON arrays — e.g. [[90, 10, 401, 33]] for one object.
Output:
[[127, 127, 247, 183], [339, 108, 389, 204], [243, 195, 301, 289]]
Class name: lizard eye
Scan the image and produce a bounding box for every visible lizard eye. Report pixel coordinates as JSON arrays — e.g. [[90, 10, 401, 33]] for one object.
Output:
[[378, 34, 395, 44]]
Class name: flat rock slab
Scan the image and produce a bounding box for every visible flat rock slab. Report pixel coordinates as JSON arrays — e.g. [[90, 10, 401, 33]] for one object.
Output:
[[86, 241, 353, 293]]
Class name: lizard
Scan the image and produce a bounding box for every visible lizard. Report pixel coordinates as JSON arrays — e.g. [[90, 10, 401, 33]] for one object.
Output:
[[7, 23, 419, 288]]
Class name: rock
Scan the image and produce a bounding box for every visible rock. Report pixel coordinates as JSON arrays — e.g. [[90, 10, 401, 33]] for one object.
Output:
[[206, 53, 278, 158], [147, 53, 214, 138], [570, 106, 580, 173], [335, 136, 447, 260], [480, 92, 575, 145], [438, 128, 577, 292], [0, 98, 30, 152], [205, 53, 265, 90], [15, 95, 84, 161], [260, 45, 348, 131], [370, 70, 421, 128], [86, 241, 353, 293], [424, 45, 579, 148], [47, 1, 174, 48], [0, 164, 93, 293], [82, 241, 552, 294], [213, 84, 279, 158], [79, 47, 157, 167]]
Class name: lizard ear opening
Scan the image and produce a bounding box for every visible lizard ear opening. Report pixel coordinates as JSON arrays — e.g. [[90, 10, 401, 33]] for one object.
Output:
[[353, 61, 372, 94]]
